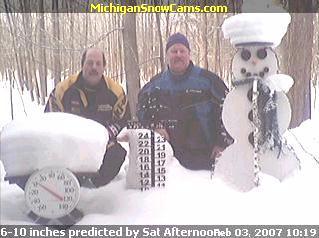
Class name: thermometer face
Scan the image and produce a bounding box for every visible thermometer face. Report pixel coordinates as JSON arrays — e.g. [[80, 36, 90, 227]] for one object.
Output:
[[24, 167, 80, 219]]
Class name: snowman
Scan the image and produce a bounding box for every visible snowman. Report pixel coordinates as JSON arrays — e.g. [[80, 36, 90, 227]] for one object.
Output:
[[213, 13, 300, 192]]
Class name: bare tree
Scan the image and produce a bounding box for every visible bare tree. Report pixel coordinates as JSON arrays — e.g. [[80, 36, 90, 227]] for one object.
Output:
[[123, 13, 140, 119], [37, 0, 47, 105], [282, 13, 314, 128], [201, 13, 209, 69], [155, 13, 165, 71], [52, 0, 61, 86], [0, 8, 317, 124]]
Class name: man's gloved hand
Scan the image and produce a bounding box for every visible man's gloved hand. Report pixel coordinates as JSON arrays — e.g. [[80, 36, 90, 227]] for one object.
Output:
[[76, 175, 97, 189], [105, 122, 121, 148]]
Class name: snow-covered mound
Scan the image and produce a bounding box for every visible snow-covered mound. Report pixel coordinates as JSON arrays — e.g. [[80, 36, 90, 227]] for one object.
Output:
[[0, 112, 109, 177], [1, 119, 319, 224], [72, 120, 319, 224]]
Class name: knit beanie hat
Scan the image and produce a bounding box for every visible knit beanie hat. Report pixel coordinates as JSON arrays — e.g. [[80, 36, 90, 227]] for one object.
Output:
[[165, 33, 190, 52]]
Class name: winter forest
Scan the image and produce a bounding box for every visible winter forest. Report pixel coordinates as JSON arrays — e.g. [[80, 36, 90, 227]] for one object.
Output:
[[0, 2, 318, 126], [1, 0, 319, 226]]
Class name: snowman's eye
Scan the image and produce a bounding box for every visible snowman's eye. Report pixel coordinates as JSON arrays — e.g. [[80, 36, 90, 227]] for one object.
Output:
[[241, 49, 251, 61], [241, 68, 246, 74], [257, 48, 267, 59]]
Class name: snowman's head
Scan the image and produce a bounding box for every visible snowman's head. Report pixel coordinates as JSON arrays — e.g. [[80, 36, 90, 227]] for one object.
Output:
[[231, 45, 279, 82]]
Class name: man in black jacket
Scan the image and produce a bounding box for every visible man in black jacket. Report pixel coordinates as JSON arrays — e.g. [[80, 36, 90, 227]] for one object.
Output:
[[45, 48, 130, 187], [137, 33, 233, 170]]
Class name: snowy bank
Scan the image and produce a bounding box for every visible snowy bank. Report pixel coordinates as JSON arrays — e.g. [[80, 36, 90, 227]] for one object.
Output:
[[1, 119, 319, 225]]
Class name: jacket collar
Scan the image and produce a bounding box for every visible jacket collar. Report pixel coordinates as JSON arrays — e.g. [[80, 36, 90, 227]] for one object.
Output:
[[75, 72, 105, 92], [167, 61, 194, 81]]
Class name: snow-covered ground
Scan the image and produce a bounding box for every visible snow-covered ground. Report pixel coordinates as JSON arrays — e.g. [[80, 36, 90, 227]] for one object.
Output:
[[1, 81, 319, 225]]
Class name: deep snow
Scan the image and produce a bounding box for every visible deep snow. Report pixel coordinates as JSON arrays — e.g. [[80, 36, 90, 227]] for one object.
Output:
[[1, 81, 319, 225]]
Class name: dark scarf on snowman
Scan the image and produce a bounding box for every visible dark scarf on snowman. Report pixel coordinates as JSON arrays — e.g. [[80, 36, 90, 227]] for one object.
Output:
[[233, 77, 282, 156]]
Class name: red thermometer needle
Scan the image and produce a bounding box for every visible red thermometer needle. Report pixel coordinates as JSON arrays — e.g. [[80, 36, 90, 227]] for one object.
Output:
[[39, 183, 64, 202]]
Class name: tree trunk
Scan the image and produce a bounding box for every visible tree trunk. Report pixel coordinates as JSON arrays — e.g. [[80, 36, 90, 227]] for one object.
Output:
[[155, 13, 165, 71], [22, 12, 35, 102], [38, 0, 47, 105], [3, 4, 24, 92], [70, 13, 75, 74], [201, 13, 209, 69], [123, 13, 140, 120], [282, 13, 314, 128], [52, 0, 61, 86]]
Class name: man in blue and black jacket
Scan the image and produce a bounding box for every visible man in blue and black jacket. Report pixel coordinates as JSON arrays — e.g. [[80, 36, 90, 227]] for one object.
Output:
[[137, 33, 233, 170]]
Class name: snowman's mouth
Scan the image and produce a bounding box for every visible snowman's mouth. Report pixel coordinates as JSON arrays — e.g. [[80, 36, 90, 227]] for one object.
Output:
[[241, 66, 270, 79]]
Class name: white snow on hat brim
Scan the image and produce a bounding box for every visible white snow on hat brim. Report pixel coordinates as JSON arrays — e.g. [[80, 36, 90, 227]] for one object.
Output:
[[222, 13, 291, 48]]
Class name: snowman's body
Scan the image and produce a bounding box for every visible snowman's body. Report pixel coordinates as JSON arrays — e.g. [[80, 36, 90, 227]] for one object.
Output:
[[214, 45, 299, 192]]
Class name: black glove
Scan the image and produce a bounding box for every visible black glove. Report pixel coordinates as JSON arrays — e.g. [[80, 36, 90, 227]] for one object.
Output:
[[76, 174, 97, 189], [105, 122, 121, 147]]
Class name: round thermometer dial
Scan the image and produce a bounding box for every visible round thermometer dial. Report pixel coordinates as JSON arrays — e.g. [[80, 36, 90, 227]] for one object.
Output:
[[24, 167, 80, 219]]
